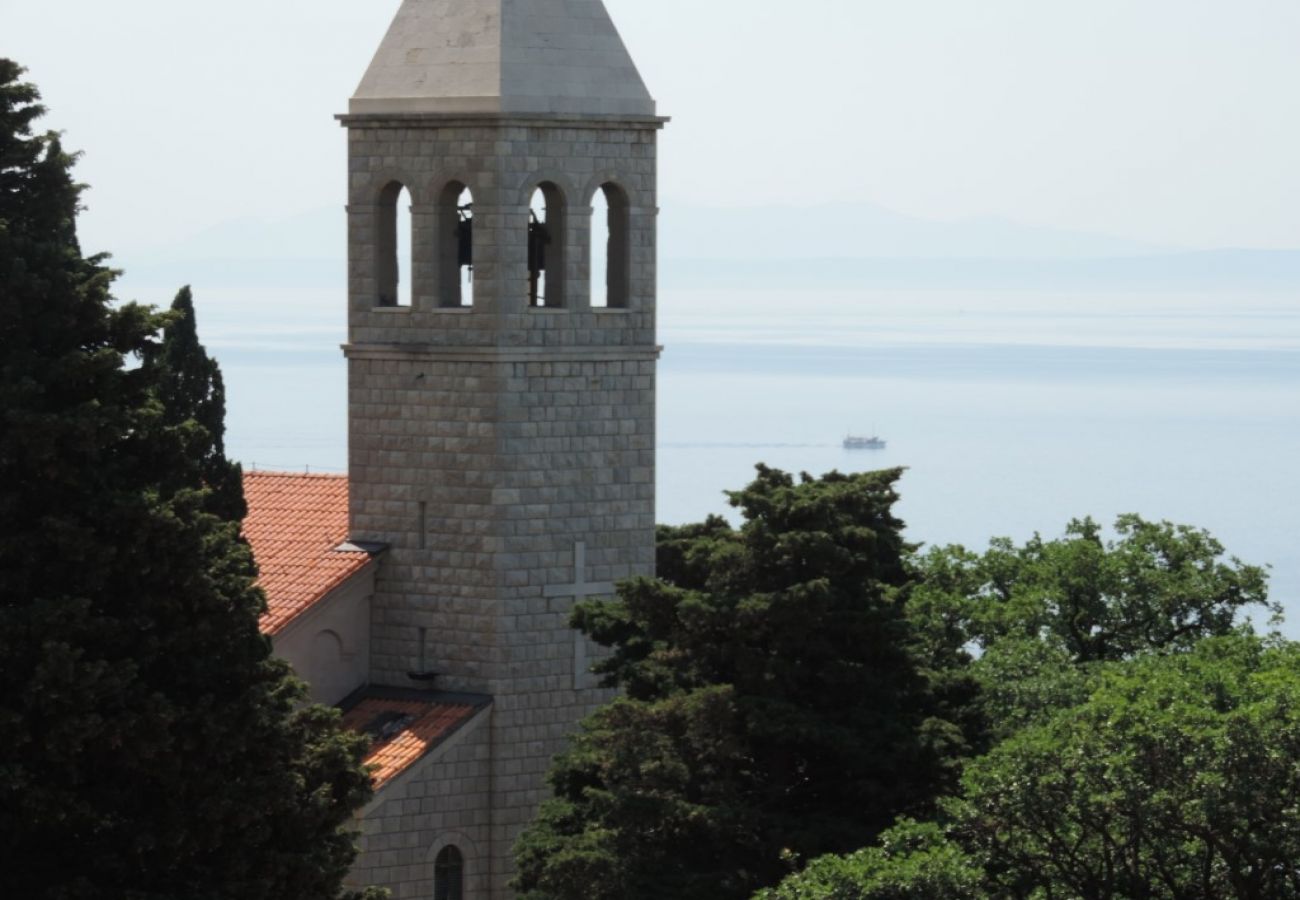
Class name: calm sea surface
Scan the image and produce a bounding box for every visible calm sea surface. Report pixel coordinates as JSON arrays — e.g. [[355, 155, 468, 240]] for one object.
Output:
[[196, 285, 1300, 634]]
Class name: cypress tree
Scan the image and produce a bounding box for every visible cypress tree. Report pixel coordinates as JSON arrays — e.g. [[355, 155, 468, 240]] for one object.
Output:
[[0, 60, 380, 900], [147, 285, 246, 521]]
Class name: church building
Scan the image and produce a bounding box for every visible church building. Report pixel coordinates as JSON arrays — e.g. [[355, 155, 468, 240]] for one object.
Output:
[[239, 2, 665, 897]]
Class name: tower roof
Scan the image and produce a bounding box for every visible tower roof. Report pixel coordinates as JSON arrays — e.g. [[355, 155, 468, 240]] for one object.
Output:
[[350, 0, 656, 117]]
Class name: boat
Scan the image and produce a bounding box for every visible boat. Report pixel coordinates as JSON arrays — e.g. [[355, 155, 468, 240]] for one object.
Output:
[[843, 434, 887, 450]]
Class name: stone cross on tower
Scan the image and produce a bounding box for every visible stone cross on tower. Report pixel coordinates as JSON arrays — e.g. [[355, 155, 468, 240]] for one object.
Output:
[[339, 0, 665, 896], [544, 541, 617, 690]]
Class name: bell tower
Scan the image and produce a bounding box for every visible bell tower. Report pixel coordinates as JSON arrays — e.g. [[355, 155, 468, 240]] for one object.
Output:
[[340, 1, 663, 895]]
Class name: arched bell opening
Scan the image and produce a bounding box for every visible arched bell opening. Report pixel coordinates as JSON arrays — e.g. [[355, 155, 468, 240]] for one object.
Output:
[[528, 182, 566, 308], [376, 181, 414, 308], [590, 181, 631, 309], [437, 182, 474, 308]]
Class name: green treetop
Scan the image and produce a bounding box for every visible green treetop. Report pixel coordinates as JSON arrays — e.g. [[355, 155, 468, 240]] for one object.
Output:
[[762, 511, 1284, 900], [908, 514, 1273, 743], [146, 285, 245, 521], [514, 466, 966, 900], [0, 59, 380, 900], [960, 633, 1300, 899], [911, 513, 1272, 664], [766, 634, 1300, 900]]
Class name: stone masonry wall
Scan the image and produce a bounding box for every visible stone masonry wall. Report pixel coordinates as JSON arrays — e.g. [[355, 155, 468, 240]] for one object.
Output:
[[350, 715, 494, 899], [344, 114, 661, 899], [343, 116, 660, 346]]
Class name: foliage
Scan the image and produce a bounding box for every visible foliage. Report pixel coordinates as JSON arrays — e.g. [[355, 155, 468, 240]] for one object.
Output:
[[912, 514, 1273, 664], [762, 634, 1300, 900], [755, 820, 986, 900], [145, 285, 245, 521], [515, 466, 964, 900], [0, 60, 381, 900], [959, 633, 1300, 899], [909, 514, 1273, 743], [963, 637, 1092, 743]]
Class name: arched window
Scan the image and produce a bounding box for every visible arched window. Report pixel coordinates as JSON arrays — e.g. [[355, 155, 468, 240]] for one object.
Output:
[[591, 182, 630, 309], [376, 182, 414, 307], [438, 182, 473, 308], [310, 630, 344, 671], [433, 845, 464, 900], [307, 630, 348, 703], [528, 183, 566, 308]]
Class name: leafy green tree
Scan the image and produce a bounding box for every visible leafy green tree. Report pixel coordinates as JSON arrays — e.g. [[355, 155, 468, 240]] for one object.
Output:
[[515, 467, 965, 900], [909, 514, 1273, 742], [913, 515, 1273, 664], [960, 633, 1300, 899], [755, 820, 986, 900], [0, 60, 380, 900], [146, 285, 245, 521], [762, 634, 1300, 900]]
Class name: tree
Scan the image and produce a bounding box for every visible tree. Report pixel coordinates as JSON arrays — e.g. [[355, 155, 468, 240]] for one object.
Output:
[[0, 60, 380, 899], [912, 515, 1273, 664], [960, 633, 1300, 899], [145, 285, 245, 521], [909, 514, 1273, 742], [754, 820, 986, 900], [762, 634, 1300, 900], [514, 466, 964, 900]]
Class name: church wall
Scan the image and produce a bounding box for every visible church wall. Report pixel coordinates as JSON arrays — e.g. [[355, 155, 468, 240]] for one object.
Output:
[[350, 711, 494, 899], [272, 568, 374, 707]]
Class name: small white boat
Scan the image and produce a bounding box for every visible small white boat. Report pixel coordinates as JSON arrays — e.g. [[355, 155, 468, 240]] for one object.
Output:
[[843, 434, 887, 450]]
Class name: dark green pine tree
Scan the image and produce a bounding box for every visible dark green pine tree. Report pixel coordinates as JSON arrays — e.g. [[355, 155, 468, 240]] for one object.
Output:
[[514, 466, 966, 900], [0, 60, 381, 900], [147, 285, 246, 521]]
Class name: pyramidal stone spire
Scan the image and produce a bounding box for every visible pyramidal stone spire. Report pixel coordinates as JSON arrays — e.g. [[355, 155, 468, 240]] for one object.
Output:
[[351, 0, 656, 117]]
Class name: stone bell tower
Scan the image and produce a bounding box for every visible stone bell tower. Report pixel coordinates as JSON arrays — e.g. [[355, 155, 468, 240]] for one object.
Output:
[[339, 1, 663, 895]]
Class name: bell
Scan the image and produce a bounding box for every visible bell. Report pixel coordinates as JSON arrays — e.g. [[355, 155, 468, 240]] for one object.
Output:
[[528, 211, 550, 275], [457, 205, 473, 269]]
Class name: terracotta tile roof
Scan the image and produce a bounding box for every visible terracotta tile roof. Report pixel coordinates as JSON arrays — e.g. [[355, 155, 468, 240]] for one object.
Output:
[[243, 471, 374, 635], [341, 693, 484, 789]]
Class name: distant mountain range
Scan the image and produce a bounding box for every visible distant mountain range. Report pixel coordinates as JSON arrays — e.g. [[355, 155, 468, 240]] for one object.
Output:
[[659, 203, 1177, 262], [114, 203, 1300, 294]]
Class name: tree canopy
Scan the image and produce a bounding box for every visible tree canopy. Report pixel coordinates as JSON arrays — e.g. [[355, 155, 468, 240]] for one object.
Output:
[[763, 511, 1286, 900], [0, 60, 379, 900], [908, 514, 1274, 744], [145, 284, 245, 521], [961, 633, 1300, 899], [911, 514, 1272, 664], [514, 466, 965, 900], [755, 820, 985, 900], [767, 634, 1300, 900]]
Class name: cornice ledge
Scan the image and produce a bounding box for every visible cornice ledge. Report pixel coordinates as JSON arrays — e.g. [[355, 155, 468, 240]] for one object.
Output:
[[342, 343, 664, 363], [336, 112, 670, 130]]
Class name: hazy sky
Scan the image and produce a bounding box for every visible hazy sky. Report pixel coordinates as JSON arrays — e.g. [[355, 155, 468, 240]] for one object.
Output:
[[5, 0, 1299, 257]]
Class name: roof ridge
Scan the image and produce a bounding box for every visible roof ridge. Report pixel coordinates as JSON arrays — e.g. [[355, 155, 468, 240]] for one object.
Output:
[[246, 471, 348, 480]]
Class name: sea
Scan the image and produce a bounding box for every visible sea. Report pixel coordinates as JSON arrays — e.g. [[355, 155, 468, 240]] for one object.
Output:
[[189, 283, 1300, 636]]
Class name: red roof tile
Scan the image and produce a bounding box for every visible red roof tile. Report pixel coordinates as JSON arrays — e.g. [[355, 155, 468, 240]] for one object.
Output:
[[341, 695, 482, 789], [243, 472, 373, 635]]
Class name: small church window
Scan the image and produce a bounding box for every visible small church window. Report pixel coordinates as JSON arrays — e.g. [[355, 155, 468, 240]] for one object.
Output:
[[434, 845, 464, 900], [528, 183, 566, 308], [438, 182, 474, 308], [591, 182, 630, 309], [376, 182, 414, 308]]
